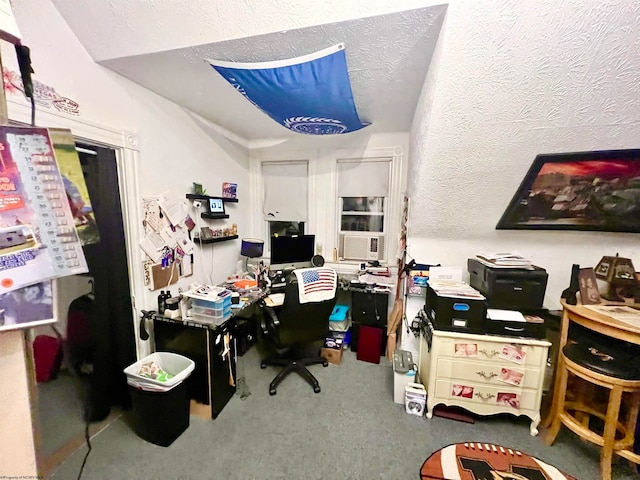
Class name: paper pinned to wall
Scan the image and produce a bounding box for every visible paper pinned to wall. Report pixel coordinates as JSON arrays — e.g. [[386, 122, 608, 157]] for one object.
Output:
[[139, 236, 163, 263], [142, 197, 162, 232], [174, 227, 194, 254], [158, 191, 186, 226], [139, 192, 195, 285]]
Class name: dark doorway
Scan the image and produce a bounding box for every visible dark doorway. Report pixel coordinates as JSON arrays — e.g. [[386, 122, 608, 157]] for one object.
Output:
[[37, 142, 137, 474], [76, 142, 136, 421]]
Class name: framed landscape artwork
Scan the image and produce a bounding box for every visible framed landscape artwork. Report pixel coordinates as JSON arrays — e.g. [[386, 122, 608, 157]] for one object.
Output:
[[497, 149, 640, 233]]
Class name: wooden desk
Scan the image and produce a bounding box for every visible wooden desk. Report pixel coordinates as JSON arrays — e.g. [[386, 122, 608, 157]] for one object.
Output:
[[558, 301, 640, 348], [542, 300, 640, 427], [543, 301, 640, 479], [545, 300, 640, 428]]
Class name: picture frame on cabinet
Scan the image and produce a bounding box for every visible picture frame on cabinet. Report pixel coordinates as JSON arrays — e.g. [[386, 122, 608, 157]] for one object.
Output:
[[578, 267, 601, 305]]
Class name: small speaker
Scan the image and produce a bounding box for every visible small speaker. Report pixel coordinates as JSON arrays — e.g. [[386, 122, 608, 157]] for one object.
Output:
[[311, 255, 325, 267]]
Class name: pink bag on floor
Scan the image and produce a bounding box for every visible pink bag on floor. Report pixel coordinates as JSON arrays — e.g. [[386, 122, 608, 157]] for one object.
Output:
[[33, 334, 63, 383]]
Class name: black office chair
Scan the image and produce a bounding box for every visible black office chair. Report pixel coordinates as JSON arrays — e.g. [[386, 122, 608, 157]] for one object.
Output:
[[259, 268, 337, 395]]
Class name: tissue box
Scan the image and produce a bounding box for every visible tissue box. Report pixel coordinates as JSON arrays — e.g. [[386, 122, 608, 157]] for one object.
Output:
[[405, 382, 426, 416]]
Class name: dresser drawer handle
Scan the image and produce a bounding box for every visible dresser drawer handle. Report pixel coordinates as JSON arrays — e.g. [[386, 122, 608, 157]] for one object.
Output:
[[479, 349, 500, 358], [476, 370, 498, 380], [474, 392, 496, 401]]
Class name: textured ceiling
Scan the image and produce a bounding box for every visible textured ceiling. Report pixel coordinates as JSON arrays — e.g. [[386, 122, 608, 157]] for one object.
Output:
[[51, 2, 446, 142]]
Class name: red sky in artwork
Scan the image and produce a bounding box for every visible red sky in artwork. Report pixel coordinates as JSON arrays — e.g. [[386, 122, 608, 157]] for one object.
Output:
[[538, 160, 640, 178]]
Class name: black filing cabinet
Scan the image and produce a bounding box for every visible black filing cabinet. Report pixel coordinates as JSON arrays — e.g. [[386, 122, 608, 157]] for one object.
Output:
[[349, 290, 389, 354], [351, 290, 388, 326], [154, 317, 236, 419]]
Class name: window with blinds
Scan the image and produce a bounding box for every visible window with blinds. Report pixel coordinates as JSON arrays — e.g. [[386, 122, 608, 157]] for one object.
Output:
[[262, 160, 308, 239], [337, 158, 390, 260]]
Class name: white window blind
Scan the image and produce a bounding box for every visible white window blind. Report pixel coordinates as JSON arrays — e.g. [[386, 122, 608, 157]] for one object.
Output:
[[262, 161, 308, 221], [337, 159, 390, 197]]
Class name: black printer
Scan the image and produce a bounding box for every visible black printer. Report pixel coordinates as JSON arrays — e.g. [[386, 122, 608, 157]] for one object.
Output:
[[467, 258, 548, 310]]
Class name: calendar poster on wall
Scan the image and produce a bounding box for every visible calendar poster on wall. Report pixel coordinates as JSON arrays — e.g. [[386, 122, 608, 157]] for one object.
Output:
[[0, 126, 88, 296]]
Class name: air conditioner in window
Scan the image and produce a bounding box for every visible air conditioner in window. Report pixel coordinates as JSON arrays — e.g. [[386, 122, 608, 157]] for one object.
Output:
[[340, 233, 385, 261]]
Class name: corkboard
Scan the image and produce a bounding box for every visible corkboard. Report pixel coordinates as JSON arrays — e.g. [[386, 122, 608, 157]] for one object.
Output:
[[145, 262, 179, 291]]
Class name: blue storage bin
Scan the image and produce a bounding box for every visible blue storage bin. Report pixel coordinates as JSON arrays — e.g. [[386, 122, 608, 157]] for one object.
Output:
[[330, 304, 349, 322]]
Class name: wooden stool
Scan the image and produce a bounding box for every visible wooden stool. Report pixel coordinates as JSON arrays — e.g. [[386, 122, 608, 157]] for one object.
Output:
[[543, 339, 640, 480]]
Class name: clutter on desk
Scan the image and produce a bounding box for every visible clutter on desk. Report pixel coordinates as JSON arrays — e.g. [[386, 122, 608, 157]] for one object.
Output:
[[264, 293, 284, 307], [354, 273, 393, 291], [234, 278, 257, 290], [181, 285, 233, 325], [475, 251, 533, 269], [230, 292, 240, 304]]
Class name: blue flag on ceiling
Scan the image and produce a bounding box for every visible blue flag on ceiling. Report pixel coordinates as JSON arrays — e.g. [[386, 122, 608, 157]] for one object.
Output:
[[208, 44, 369, 135]]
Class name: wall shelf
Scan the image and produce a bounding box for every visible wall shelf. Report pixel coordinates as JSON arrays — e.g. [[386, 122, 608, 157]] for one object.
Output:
[[195, 235, 238, 244], [201, 213, 229, 220], [186, 194, 238, 203]]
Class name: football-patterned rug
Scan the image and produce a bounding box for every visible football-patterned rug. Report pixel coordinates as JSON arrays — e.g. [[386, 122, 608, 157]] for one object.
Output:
[[420, 443, 577, 480]]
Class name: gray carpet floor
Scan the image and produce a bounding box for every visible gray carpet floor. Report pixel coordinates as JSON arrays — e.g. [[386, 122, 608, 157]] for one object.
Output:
[[49, 347, 638, 480], [38, 371, 88, 459]]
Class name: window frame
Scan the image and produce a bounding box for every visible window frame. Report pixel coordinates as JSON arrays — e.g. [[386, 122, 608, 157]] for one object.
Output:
[[335, 156, 393, 262]]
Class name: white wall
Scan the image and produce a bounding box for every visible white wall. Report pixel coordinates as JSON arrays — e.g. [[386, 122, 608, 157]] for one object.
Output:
[[3, 0, 251, 305], [409, 0, 640, 310], [250, 132, 409, 272], [0, 0, 250, 472]]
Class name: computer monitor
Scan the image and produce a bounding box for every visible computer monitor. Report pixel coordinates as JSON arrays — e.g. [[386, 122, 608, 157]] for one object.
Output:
[[269, 235, 315, 271]]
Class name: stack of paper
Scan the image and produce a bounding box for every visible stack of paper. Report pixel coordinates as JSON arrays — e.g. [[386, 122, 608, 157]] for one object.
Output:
[[265, 293, 285, 307], [487, 309, 526, 322], [429, 281, 485, 300], [476, 251, 533, 269]]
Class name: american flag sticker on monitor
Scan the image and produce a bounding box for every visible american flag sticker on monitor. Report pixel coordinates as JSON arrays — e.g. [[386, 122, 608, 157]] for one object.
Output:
[[296, 268, 337, 303]]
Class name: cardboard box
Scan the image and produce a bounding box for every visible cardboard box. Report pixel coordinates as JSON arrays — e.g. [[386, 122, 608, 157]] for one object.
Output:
[[321, 347, 342, 365]]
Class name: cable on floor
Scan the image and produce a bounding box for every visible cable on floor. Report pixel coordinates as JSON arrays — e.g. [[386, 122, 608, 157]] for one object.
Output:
[[77, 379, 93, 480], [76, 417, 92, 480], [235, 343, 251, 400]]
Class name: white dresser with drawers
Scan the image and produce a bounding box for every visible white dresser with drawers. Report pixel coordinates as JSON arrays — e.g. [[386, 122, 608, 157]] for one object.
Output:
[[419, 320, 550, 436]]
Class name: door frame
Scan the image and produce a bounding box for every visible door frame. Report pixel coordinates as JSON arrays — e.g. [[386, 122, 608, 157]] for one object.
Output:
[[7, 99, 144, 354], [7, 99, 144, 475]]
